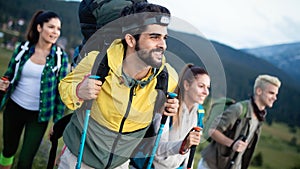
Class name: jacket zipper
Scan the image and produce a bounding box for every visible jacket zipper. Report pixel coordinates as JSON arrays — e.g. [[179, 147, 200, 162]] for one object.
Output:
[[105, 85, 135, 168]]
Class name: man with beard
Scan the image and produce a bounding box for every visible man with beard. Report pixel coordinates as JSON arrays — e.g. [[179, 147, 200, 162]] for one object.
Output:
[[198, 74, 281, 169], [57, 2, 179, 169]]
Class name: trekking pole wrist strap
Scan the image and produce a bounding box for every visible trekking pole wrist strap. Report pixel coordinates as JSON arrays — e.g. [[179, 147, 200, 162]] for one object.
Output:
[[179, 139, 189, 155]]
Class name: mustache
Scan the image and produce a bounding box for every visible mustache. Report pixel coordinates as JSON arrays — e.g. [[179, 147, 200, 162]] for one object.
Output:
[[150, 48, 164, 55]]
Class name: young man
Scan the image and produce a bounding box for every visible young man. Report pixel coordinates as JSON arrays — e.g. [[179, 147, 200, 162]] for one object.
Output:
[[198, 74, 281, 169], [58, 2, 179, 169]]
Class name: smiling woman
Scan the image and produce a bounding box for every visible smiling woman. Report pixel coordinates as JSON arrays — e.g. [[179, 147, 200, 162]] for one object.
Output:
[[0, 10, 69, 169]]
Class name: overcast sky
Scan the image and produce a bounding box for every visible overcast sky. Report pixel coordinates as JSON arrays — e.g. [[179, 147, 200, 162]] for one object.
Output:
[[149, 0, 300, 49]]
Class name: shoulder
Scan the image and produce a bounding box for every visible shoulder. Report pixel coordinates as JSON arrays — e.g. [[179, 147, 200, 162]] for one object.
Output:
[[74, 50, 99, 72], [228, 100, 251, 116]]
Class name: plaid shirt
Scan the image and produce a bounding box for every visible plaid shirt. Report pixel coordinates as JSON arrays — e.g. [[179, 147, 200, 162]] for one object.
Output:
[[0, 41, 69, 122]]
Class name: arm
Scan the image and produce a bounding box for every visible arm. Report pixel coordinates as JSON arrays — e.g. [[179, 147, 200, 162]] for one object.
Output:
[[209, 104, 248, 152]]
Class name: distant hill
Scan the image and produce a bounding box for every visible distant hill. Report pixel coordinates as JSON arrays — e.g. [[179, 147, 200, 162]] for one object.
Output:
[[243, 42, 300, 83], [1, 0, 299, 127], [166, 30, 300, 127]]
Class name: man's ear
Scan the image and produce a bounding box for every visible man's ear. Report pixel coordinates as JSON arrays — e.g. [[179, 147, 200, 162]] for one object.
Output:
[[124, 34, 136, 48], [256, 87, 262, 96]]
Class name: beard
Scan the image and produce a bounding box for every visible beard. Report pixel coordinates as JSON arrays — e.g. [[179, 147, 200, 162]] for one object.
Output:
[[135, 43, 163, 69]]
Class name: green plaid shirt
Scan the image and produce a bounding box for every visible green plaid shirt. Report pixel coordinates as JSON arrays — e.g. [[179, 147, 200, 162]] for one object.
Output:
[[0, 41, 69, 122]]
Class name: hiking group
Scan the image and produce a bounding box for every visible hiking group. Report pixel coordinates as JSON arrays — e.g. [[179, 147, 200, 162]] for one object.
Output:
[[0, 1, 282, 169]]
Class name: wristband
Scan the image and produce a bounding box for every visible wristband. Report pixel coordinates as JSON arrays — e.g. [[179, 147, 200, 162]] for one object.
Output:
[[179, 139, 189, 154]]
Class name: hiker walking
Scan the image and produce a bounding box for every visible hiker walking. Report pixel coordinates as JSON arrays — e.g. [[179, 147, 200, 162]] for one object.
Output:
[[152, 64, 210, 169], [197, 74, 281, 169], [57, 2, 179, 169], [0, 10, 69, 169]]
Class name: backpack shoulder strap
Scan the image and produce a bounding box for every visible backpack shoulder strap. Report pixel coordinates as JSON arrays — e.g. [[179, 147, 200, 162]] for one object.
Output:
[[198, 104, 205, 128], [11, 41, 30, 83], [95, 53, 109, 83], [15, 41, 30, 61], [239, 101, 248, 119], [155, 66, 168, 95], [52, 46, 62, 77]]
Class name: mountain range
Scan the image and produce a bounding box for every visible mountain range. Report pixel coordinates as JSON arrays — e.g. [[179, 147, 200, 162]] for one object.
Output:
[[0, 0, 299, 127], [243, 42, 300, 83]]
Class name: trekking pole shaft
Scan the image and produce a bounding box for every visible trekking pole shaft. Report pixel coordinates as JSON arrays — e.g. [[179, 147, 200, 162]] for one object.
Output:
[[76, 75, 100, 169], [76, 107, 91, 169], [226, 135, 247, 169], [146, 92, 177, 169]]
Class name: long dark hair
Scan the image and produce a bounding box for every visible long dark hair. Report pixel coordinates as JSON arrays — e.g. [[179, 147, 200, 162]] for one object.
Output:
[[173, 63, 209, 128], [26, 10, 61, 44]]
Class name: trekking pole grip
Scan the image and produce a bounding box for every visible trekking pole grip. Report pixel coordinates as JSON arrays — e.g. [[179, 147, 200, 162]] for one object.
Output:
[[187, 126, 201, 169], [161, 92, 177, 124]]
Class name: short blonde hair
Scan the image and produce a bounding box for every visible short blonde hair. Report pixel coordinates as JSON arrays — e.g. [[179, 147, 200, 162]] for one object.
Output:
[[253, 74, 281, 94]]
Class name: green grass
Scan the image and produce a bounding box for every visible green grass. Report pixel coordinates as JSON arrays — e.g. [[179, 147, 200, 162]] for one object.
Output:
[[1, 47, 300, 168]]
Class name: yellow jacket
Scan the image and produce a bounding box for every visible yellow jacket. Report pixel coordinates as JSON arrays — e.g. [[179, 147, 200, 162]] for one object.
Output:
[[59, 39, 178, 132]]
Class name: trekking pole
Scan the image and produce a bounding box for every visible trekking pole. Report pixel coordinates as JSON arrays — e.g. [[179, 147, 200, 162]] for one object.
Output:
[[186, 127, 201, 169], [76, 75, 100, 169], [226, 135, 247, 169], [187, 104, 205, 169], [146, 92, 177, 169]]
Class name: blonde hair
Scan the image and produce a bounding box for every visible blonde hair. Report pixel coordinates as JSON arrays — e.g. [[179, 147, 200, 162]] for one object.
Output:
[[253, 74, 281, 94]]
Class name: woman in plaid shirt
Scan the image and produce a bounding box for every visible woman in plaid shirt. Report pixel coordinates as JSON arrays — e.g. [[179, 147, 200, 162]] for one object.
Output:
[[0, 10, 68, 169]]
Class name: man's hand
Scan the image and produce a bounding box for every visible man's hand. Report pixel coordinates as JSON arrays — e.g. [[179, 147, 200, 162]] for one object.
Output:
[[231, 139, 248, 152], [163, 97, 179, 116], [76, 75, 102, 100]]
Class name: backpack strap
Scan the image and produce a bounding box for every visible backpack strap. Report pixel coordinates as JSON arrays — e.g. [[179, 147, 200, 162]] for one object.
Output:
[[169, 104, 205, 130], [52, 46, 62, 77], [95, 53, 109, 83], [198, 104, 205, 129], [11, 41, 30, 83], [240, 101, 248, 119], [155, 66, 168, 95]]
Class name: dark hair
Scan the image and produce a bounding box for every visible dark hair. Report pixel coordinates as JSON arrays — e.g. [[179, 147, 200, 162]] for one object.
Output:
[[173, 63, 209, 127], [120, 2, 171, 47], [26, 10, 61, 44]]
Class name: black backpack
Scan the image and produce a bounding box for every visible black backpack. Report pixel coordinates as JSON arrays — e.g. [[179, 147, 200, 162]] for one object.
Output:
[[73, 0, 147, 67]]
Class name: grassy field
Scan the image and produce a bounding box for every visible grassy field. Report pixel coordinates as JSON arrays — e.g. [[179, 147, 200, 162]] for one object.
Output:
[[1, 47, 300, 168]]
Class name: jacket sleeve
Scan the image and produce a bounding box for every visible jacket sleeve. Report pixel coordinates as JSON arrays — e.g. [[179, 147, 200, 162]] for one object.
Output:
[[58, 51, 98, 110]]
